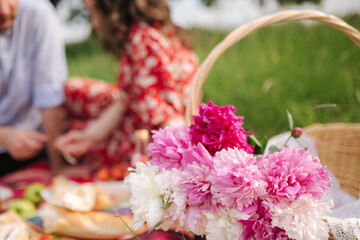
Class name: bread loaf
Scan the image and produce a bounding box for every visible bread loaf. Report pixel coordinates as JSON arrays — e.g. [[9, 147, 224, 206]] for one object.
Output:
[[39, 204, 147, 239]]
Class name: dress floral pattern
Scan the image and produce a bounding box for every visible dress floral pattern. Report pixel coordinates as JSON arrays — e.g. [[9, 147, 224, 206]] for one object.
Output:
[[64, 23, 198, 165]]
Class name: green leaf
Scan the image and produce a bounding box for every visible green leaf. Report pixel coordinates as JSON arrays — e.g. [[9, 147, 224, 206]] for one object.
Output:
[[249, 135, 263, 148], [268, 145, 281, 153], [286, 110, 294, 130]]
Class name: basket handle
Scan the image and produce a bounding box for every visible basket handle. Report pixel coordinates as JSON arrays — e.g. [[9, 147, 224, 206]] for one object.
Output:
[[185, 10, 360, 125]]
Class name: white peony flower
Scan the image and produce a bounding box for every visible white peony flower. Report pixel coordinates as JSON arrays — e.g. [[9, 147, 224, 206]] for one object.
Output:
[[125, 162, 173, 229], [267, 195, 333, 240], [205, 207, 249, 240], [157, 168, 187, 231]]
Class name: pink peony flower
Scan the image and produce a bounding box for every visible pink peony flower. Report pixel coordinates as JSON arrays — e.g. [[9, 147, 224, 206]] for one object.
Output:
[[189, 101, 254, 156], [148, 125, 192, 171], [210, 148, 267, 211], [257, 147, 331, 201], [181, 206, 208, 235], [239, 200, 291, 240], [244, 218, 291, 240], [181, 142, 213, 167], [181, 143, 217, 212]]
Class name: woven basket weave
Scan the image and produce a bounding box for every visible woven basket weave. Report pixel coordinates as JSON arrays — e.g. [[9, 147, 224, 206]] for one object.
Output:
[[304, 123, 360, 240], [185, 10, 360, 239], [304, 123, 360, 198]]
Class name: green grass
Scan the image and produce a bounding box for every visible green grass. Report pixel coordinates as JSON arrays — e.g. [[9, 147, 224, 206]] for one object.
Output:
[[66, 36, 118, 83], [65, 14, 360, 140]]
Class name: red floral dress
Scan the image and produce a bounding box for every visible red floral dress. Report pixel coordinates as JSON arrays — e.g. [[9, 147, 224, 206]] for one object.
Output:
[[64, 23, 198, 165]]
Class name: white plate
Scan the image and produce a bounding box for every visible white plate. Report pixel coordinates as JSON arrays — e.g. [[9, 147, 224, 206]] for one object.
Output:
[[40, 188, 64, 207], [94, 180, 130, 197], [0, 186, 14, 201]]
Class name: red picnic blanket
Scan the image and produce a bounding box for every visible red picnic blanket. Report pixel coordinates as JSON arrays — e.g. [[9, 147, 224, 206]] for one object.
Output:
[[0, 162, 192, 240]]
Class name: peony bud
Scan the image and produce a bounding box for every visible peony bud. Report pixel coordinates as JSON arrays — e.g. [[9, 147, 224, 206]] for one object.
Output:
[[291, 127, 303, 138]]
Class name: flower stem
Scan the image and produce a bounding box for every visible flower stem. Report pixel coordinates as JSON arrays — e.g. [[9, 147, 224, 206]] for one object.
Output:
[[112, 206, 141, 240], [283, 134, 292, 147]]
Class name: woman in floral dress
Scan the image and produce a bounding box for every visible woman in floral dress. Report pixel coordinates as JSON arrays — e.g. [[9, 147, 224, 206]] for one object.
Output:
[[56, 0, 198, 166]]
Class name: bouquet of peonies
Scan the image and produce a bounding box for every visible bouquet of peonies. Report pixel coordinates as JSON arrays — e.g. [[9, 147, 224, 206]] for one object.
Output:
[[125, 101, 333, 240]]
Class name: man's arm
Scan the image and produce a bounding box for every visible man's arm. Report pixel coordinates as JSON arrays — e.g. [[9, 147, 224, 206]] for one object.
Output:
[[29, 1, 67, 173], [41, 105, 66, 174]]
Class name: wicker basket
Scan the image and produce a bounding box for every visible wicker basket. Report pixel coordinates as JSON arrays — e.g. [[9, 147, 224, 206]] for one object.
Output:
[[304, 123, 360, 198], [185, 10, 360, 239]]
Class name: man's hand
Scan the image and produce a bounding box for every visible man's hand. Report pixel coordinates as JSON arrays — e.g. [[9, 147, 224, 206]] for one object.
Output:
[[3, 128, 47, 160]]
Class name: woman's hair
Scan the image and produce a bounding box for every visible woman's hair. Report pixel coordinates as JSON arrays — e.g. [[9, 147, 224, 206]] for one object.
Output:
[[92, 0, 193, 55]]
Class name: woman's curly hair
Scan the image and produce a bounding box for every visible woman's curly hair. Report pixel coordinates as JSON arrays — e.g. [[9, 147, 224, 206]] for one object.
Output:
[[93, 0, 193, 55]]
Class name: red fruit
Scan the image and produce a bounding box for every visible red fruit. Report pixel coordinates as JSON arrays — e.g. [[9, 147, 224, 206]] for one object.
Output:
[[40, 234, 54, 240], [110, 164, 123, 181], [95, 166, 111, 181], [111, 163, 131, 181]]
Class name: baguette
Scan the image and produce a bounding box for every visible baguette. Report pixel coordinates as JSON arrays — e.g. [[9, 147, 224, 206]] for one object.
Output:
[[39, 204, 147, 239], [0, 211, 43, 240], [93, 184, 112, 211]]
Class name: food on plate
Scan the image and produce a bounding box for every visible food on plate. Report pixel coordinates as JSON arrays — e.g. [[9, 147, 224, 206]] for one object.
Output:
[[93, 184, 112, 210], [39, 204, 147, 239], [110, 163, 130, 180], [95, 165, 111, 181], [8, 199, 36, 219], [110, 164, 123, 180], [24, 182, 46, 205], [95, 163, 131, 182], [50, 176, 73, 202], [0, 211, 43, 240], [49, 176, 111, 212], [61, 183, 97, 212]]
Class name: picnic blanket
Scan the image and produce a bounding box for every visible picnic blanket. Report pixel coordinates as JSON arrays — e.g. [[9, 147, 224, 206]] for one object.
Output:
[[0, 162, 192, 240]]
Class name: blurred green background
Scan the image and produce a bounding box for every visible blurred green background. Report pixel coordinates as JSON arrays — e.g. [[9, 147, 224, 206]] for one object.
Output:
[[65, 14, 360, 141]]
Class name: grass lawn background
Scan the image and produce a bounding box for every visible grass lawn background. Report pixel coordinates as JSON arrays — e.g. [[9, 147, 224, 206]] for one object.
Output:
[[65, 14, 360, 141]]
